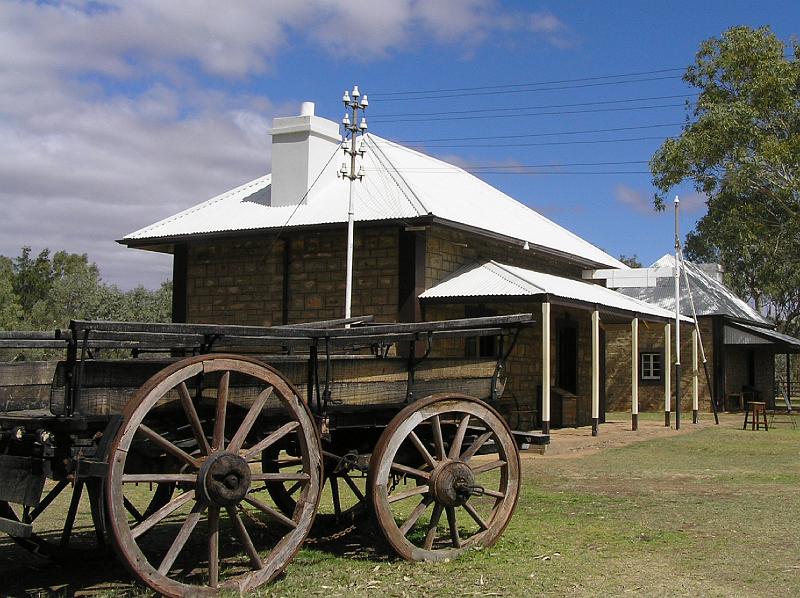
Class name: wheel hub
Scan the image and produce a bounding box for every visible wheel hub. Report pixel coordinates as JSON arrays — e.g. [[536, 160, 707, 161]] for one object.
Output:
[[429, 460, 475, 507], [197, 452, 252, 507]]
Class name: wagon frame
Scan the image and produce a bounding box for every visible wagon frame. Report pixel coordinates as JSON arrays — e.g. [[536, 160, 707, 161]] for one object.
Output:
[[0, 313, 534, 596]]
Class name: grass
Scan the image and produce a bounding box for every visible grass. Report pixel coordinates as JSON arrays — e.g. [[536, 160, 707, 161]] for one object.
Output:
[[2, 413, 799, 597]]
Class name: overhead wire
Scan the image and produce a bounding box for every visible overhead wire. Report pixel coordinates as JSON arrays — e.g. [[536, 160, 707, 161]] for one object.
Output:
[[371, 101, 689, 123], [371, 67, 685, 100], [390, 121, 684, 143], [404, 135, 671, 149], [371, 75, 684, 101], [365, 160, 649, 172], [371, 93, 697, 119]]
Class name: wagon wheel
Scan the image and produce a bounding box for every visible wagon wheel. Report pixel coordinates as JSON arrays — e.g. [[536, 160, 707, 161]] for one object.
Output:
[[106, 354, 323, 597], [0, 478, 108, 560], [369, 394, 520, 562]]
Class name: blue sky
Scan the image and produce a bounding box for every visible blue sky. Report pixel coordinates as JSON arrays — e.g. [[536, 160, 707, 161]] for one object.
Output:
[[1, 1, 797, 288]]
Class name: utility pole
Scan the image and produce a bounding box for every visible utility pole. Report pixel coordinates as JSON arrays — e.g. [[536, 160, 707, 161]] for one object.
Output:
[[674, 196, 681, 430], [339, 85, 368, 319]]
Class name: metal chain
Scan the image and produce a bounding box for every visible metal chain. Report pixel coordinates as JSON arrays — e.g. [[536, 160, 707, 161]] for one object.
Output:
[[237, 498, 365, 545]]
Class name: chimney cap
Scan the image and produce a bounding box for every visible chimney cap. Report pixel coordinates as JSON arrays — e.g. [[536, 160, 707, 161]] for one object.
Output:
[[300, 101, 315, 116]]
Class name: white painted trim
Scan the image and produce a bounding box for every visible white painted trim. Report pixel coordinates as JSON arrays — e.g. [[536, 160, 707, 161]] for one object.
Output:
[[664, 323, 671, 412], [542, 302, 551, 425], [692, 328, 699, 412], [592, 310, 600, 420], [632, 318, 639, 416], [582, 267, 673, 287]]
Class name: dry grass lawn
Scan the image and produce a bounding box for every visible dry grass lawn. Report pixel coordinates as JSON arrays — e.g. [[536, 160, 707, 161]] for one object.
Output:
[[1, 411, 798, 597]]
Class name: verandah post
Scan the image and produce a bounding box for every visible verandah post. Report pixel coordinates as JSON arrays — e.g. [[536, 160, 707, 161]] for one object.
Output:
[[664, 322, 671, 427], [692, 328, 699, 423], [592, 309, 600, 437], [542, 301, 551, 435], [631, 317, 639, 431]]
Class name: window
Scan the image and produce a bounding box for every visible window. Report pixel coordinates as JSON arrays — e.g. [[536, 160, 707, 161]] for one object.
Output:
[[465, 306, 498, 358], [641, 352, 662, 381]]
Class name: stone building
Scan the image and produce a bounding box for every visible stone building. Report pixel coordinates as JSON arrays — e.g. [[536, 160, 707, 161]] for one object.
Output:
[[604, 256, 800, 413], [120, 103, 688, 433]]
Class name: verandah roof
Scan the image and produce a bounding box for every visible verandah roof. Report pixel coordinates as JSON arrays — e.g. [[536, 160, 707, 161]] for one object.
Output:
[[420, 260, 692, 323]]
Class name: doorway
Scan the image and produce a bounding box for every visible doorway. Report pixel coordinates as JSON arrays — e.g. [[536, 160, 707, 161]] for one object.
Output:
[[556, 318, 578, 394]]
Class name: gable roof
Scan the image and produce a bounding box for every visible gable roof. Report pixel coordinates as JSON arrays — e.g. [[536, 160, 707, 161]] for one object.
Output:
[[615, 254, 770, 325], [420, 260, 688, 322], [121, 134, 626, 269]]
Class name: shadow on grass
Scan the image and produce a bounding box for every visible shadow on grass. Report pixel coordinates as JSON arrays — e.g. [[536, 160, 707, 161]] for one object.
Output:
[[0, 534, 132, 597], [0, 512, 397, 597]]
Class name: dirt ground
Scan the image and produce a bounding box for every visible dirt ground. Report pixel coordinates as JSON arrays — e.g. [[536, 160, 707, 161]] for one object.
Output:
[[533, 411, 721, 459]]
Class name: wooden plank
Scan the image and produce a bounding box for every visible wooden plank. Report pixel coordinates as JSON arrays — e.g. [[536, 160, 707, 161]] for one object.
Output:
[[0, 456, 46, 506], [0, 516, 32, 537], [0, 362, 57, 386], [69, 313, 533, 341]]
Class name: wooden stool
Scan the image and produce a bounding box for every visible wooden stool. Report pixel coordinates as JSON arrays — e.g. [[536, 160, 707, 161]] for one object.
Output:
[[742, 401, 768, 430]]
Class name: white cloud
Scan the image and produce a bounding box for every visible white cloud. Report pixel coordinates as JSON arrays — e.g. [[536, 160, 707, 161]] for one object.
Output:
[[613, 185, 707, 217], [677, 191, 707, 214], [0, 0, 575, 288], [613, 183, 657, 215]]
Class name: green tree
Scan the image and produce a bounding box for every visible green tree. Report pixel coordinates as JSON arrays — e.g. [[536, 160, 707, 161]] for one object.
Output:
[[0, 256, 23, 329], [13, 246, 55, 313], [650, 26, 800, 333], [618, 254, 643, 268]]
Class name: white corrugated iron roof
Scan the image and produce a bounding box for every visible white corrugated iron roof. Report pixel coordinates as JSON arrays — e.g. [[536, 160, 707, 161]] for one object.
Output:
[[615, 254, 770, 325], [420, 260, 691, 321], [122, 134, 625, 269]]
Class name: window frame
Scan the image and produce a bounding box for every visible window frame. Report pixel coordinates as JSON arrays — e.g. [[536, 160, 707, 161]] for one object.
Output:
[[640, 351, 663, 382]]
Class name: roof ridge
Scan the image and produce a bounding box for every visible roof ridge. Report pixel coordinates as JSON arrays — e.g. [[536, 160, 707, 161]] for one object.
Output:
[[369, 137, 624, 269], [484, 260, 545, 294], [366, 135, 429, 216]]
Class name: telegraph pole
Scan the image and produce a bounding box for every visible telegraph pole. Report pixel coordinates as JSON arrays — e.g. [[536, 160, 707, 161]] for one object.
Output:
[[339, 85, 368, 319], [674, 196, 681, 430]]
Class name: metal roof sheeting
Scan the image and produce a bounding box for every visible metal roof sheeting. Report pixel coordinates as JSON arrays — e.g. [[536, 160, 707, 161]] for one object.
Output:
[[122, 134, 625, 269], [727, 321, 800, 350], [420, 260, 690, 321], [615, 255, 771, 325]]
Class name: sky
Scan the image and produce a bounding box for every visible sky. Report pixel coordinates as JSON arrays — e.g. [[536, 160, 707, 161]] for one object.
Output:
[[1, 0, 797, 289]]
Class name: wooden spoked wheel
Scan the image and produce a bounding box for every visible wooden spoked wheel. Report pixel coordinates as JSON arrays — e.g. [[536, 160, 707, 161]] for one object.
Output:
[[0, 479, 107, 560], [369, 394, 520, 562], [106, 355, 322, 597]]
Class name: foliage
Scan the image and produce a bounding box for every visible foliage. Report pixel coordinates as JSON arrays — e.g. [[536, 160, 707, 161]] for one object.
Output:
[[651, 26, 800, 333], [1, 246, 171, 332], [617, 254, 642, 268], [0, 256, 23, 329]]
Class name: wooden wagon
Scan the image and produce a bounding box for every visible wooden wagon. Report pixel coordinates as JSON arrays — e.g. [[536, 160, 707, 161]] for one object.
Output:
[[0, 313, 534, 596]]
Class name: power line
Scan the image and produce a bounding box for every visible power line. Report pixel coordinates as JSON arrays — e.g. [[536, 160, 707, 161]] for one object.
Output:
[[371, 67, 685, 97], [371, 75, 684, 102], [372, 93, 697, 118], [365, 160, 649, 173], [372, 101, 688, 123], [388, 121, 684, 143], [406, 135, 671, 149], [465, 170, 651, 175]]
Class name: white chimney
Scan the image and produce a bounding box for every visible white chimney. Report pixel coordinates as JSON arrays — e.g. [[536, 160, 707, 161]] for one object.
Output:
[[269, 102, 341, 207]]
